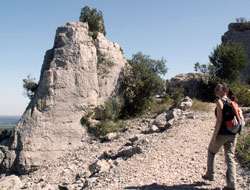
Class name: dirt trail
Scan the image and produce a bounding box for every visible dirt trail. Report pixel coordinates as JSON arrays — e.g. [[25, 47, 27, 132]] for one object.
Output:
[[84, 109, 249, 189]]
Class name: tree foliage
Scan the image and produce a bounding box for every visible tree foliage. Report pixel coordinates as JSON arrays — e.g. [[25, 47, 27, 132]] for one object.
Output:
[[23, 75, 38, 100], [193, 42, 250, 104], [120, 52, 168, 117], [209, 42, 248, 83], [194, 62, 210, 74], [236, 17, 247, 23], [231, 84, 250, 106], [79, 6, 106, 37]]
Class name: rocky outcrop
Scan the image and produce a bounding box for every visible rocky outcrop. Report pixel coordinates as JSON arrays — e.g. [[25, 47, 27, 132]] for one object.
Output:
[[222, 23, 250, 84], [0, 22, 127, 174], [166, 73, 209, 98]]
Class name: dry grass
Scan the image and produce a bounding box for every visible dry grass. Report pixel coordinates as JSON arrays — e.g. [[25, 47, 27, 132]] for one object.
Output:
[[148, 99, 173, 115], [188, 99, 213, 113]]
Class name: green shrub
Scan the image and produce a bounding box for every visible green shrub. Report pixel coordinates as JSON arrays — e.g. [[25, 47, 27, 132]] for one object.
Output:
[[94, 100, 115, 121], [166, 85, 184, 108], [0, 128, 14, 142], [23, 75, 38, 99], [79, 6, 106, 38], [88, 31, 99, 39], [231, 84, 250, 107], [209, 42, 248, 83], [246, 120, 250, 128], [231, 22, 250, 31], [236, 130, 250, 169], [148, 98, 172, 114], [80, 111, 93, 127], [120, 52, 168, 118], [88, 119, 126, 137], [196, 79, 217, 102], [80, 98, 127, 138], [160, 93, 171, 104]]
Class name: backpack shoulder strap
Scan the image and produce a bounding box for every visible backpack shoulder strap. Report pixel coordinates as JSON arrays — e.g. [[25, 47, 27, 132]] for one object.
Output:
[[221, 97, 230, 103], [220, 97, 230, 108], [231, 101, 240, 119]]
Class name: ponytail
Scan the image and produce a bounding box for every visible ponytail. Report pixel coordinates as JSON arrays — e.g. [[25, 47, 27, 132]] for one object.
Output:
[[228, 88, 238, 102], [218, 82, 238, 102]]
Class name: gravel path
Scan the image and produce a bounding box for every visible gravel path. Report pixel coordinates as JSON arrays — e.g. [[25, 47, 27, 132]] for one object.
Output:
[[19, 107, 250, 190]]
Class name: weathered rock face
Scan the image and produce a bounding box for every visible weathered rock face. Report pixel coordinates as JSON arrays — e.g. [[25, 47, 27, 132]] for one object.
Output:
[[222, 23, 250, 84], [166, 73, 209, 99], [0, 22, 127, 174]]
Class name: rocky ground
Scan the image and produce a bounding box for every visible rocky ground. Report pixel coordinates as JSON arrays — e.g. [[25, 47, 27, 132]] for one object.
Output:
[[1, 103, 249, 190]]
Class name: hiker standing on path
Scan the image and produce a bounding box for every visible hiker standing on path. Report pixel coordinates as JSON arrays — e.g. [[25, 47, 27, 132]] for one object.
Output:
[[202, 82, 238, 190]]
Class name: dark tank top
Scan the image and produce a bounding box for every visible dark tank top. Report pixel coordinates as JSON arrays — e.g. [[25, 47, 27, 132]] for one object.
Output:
[[215, 98, 235, 136]]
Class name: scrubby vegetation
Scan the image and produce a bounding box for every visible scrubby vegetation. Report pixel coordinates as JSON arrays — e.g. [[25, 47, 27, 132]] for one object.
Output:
[[147, 95, 172, 115], [81, 52, 169, 138], [79, 6, 106, 39], [236, 120, 250, 169], [0, 126, 14, 142], [196, 79, 217, 102], [231, 84, 250, 107], [80, 99, 126, 138], [188, 99, 212, 113], [232, 17, 250, 31], [194, 41, 250, 106], [195, 42, 248, 84], [209, 42, 248, 83], [23, 75, 38, 100], [87, 120, 126, 138], [120, 52, 168, 118], [166, 85, 184, 109]]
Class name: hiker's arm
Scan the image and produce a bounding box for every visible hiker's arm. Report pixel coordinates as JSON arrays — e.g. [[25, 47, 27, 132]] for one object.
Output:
[[212, 100, 223, 144]]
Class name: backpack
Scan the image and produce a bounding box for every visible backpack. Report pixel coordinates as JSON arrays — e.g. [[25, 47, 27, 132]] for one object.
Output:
[[221, 98, 245, 134]]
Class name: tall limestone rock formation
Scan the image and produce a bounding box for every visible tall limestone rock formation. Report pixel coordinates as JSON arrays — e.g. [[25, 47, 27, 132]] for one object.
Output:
[[0, 22, 127, 174], [222, 22, 250, 84]]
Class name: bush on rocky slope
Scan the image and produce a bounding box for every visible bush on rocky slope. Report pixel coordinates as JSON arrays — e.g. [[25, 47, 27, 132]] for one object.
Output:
[[236, 119, 250, 169]]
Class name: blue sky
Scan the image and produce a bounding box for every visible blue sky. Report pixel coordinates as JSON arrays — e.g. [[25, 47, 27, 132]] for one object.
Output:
[[1, 0, 250, 115]]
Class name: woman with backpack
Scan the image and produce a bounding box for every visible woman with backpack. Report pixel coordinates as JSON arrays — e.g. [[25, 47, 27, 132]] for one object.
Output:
[[202, 82, 239, 190]]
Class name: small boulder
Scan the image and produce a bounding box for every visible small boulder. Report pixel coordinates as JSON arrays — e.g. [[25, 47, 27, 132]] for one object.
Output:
[[129, 134, 143, 144], [104, 145, 142, 160], [153, 112, 167, 129], [180, 96, 193, 110], [166, 118, 175, 128], [103, 132, 118, 141], [166, 108, 182, 121], [150, 125, 160, 133], [89, 160, 110, 177], [0, 175, 23, 190]]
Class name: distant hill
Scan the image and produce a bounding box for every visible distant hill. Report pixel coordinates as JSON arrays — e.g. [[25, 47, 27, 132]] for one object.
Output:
[[0, 115, 21, 127]]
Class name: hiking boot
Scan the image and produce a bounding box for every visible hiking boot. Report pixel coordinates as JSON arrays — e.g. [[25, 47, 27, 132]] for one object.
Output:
[[202, 174, 214, 181]]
